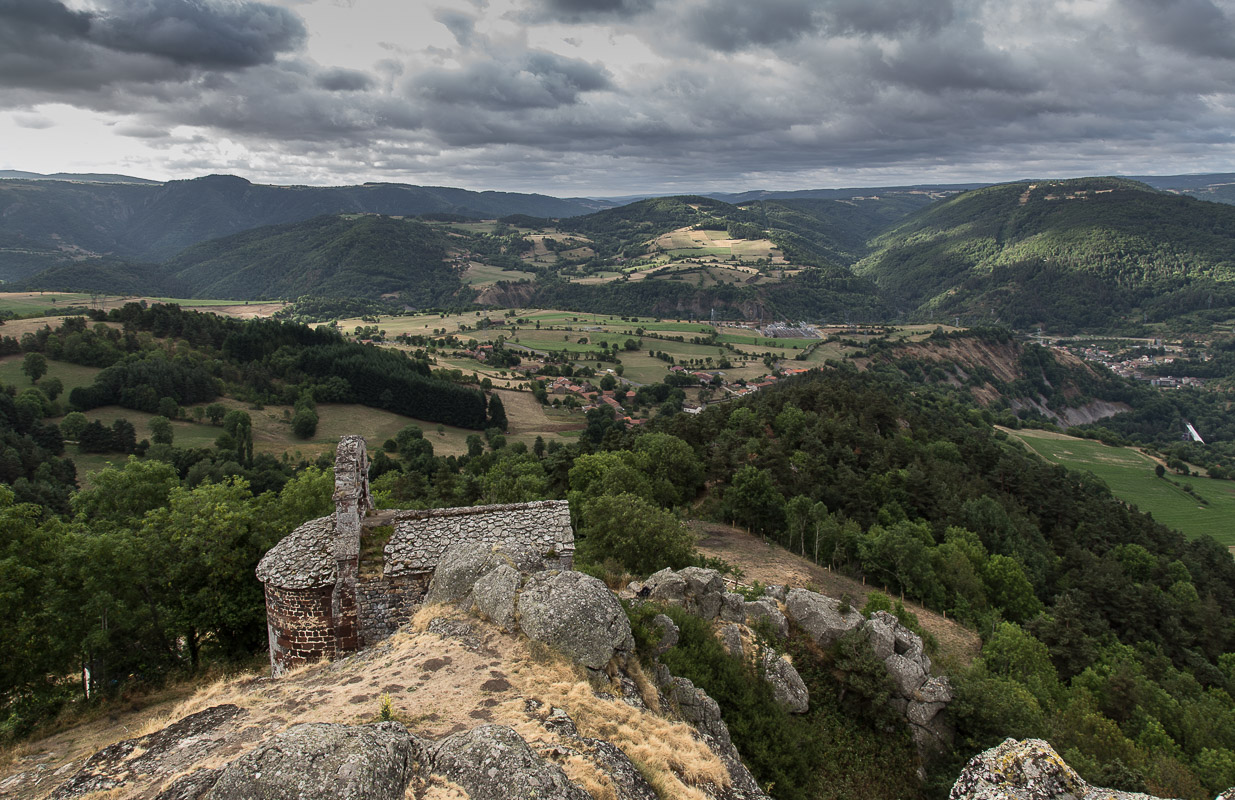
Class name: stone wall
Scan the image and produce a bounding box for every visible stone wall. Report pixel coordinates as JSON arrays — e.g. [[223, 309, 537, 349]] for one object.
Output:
[[385, 500, 574, 576], [265, 584, 337, 676], [356, 572, 431, 648]]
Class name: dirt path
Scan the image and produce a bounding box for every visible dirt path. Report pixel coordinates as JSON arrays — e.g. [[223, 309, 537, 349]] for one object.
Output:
[[690, 521, 982, 666]]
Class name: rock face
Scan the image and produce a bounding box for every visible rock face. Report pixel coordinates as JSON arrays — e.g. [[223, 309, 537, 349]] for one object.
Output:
[[666, 677, 770, 800], [518, 570, 635, 670], [761, 651, 810, 714], [744, 598, 789, 639], [785, 588, 864, 647], [644, 566, 732, 620], [472, 563, 520, 631], [427, 724, 590, 800], [950, 738, 1176, 800], [205, 722, 415, 800], [425, 539, 545, 606]]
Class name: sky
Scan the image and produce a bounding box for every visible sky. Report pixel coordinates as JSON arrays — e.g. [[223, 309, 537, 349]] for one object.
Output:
[[3, 0, 1235, 196]]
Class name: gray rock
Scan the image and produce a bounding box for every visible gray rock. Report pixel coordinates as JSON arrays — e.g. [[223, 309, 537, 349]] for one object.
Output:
[[154, 769, 220, 800], [915, 676, 953, 705], [53, 705, 245, 800], [429, 725, 589, 800], [784, 589, 863, 647], [644, 568, 687, 604], [907, 699, 947, 727], [744, 598, 788, 638], [680, 567, 725, 619], [864, 611, 899, 661], [518, 570, 635, 669], [650, 613, 679, 655], [720, 623, 746, 660], [205, 722, 416, 800], [581, 738, 659, 800], [761, 651, 809, 714], [426, 539, 545, 605], [885, 652, 928, 696], [473, 564, 520, 631], [949, 738, 1165, 800], [720, 591, 746, 623], [763, 584, 788, 603]]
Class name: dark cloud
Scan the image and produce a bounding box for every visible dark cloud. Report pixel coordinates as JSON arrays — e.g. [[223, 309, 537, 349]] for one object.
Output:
[[823, 0, 954, 36], [530, 0, 655, 21], [1122, 0, 1235, 59], [315, 67, 375, 92], [433, 9, 479, 47], [91, 0, 306, 68], [414, 50, 611, 110], [684, 0, 818, 51]]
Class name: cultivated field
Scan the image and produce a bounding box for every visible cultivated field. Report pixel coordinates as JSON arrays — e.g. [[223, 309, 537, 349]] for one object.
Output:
[[1005, 427, 1235, 545]]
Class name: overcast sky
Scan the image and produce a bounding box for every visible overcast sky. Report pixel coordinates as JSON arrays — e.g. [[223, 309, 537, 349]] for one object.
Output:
[[3, 0, 1235, 195]]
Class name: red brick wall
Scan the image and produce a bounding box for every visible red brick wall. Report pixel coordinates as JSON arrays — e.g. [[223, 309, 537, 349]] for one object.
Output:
[[264, 584, 337, 676]]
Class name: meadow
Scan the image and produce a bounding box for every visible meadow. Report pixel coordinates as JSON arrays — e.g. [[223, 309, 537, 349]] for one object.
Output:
[[1005, 427, 1235, 546]]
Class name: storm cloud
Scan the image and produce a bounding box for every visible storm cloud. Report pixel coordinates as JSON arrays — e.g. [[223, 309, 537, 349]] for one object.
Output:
[[5, 0, 1235, 194]]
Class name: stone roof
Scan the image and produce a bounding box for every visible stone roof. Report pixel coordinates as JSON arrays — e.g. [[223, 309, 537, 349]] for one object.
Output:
[[256, 515, 336, 589], [385, 500, 574, 577]]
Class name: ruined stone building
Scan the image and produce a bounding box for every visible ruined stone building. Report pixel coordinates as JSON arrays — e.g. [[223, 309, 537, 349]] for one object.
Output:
[[256, 435, 575, 675]]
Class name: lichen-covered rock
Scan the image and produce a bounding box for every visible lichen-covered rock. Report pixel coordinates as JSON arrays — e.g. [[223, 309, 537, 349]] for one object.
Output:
[[428, 725, 589, 800], [473, 563, 520, 631], [784, 588, 863, 647], [762, 584, 788, 603], [650, 613, 679, 655], [720, 591, 746, 623], [517, 570, 635, 669], [425, 539, 544, 605], [205, 722, 416, 800], [744, 598, 788, 638], [643, 568, 687, 604], [949, 738, 1163, 800], [720, 623, 746, 660], [761, 651, 809, 714], [645, 567, 730, 620], [916, 675, 953, 705], [885, 652, 928, 696], [53, 705, 245, 799], [864, 610, 899, 660]]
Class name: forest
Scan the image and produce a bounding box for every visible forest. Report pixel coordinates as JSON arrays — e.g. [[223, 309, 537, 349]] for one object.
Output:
[[3, 304, 1235, 799]]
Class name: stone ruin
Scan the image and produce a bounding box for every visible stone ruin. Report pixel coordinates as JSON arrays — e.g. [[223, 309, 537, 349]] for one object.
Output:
[[256, 435, 575, 675]]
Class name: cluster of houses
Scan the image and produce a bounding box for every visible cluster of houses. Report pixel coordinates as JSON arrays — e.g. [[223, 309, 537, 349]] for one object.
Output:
[[1077, 346, 1206, 388]]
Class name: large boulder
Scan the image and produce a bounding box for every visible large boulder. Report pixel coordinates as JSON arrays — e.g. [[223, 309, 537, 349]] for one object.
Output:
[[428, 725, 589, 800], [885, 652, 928, 696], [784, 589, 863, 647], [204, 722, 416, 800], [426, 539, 545, 605], [650, 613, 679, 655], [719, 591, 746, 623], [644, 567, 727, 620], [518, 570, 635, 669], [744, 598, 788, 639], [473, 564, 520, 631], [864, 611, 899, 660], [950, 738, 1165, 800], [761, 651, 809, 714]]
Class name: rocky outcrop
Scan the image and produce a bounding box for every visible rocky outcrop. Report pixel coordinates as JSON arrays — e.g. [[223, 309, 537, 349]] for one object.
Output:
[[744, 598, 788, 638], [643, 566, 736, 621], [425, 539, 545, 606], [52, 705, 246, 799], [950, 738, 1184, 800], [518, 569, 635, 670], [785, 588, 863, 647], [472, 563, 520, 631], [666, 677, 770, 800], [426, 724, 590, 800], [761, 651, 810, 714], [205, 722, 416, 800]]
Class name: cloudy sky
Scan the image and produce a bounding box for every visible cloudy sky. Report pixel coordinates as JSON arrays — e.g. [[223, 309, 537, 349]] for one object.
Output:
[[3, 0, 1235, 195]]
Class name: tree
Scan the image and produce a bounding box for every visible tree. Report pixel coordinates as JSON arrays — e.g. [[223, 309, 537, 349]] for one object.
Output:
[[599, 374, 617, 391], [40, 376, 63, 402], [149, 415, 174, 446], [291, 409, 318, 439], [487, 394, 508, 432], [577, 493, 694, 574], [205, 403, 227, 425], [60, 411, 89, 441], [21, 352, 47, 383], [222, 410, 253, 466]]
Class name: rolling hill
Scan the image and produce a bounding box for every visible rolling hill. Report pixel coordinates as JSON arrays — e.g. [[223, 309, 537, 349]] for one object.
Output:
[[854, 177, 1235, 329]]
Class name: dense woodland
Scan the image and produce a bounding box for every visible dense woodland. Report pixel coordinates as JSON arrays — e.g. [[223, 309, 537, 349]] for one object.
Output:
[[2, 305, 1235, 799]]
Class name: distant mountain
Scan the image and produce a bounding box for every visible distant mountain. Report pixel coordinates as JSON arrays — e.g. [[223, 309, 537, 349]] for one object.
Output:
[[854, 177, 1235, 329], [0, 170, 159, 184], [706, 183, 988, 203], [161, 214, 464, 303], [0, 174, 611, 279]]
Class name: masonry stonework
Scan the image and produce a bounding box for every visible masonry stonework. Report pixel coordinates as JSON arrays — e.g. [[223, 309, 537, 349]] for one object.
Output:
[[256, 436, 575, 675]]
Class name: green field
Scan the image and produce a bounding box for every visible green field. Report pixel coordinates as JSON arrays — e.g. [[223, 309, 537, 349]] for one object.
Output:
[[0, 292, 241, 317], [1006, 428, 1235, 546], [0, 355, 102, 393]]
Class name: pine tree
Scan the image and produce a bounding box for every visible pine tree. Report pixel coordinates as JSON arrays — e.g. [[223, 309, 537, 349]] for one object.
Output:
[[487, 394, 508, 432]]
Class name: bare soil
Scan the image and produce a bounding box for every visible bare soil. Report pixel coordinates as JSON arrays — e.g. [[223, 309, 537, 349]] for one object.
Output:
[[690, 520, 982, 667]]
